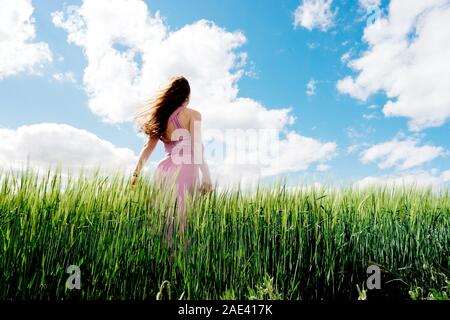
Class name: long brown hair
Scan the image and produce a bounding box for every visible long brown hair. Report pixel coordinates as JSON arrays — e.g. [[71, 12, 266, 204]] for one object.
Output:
[[134, 76, 190, 138]]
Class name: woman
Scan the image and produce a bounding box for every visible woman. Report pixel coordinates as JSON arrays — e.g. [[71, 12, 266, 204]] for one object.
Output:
[[131, 76, 212, 244]]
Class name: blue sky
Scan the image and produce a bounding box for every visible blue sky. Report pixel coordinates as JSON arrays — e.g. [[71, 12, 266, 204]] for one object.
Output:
[[1, 0, 449, 188]]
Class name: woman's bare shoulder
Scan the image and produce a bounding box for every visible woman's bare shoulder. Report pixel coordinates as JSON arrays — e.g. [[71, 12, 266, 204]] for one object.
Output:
[[185, 107, 202, 120]]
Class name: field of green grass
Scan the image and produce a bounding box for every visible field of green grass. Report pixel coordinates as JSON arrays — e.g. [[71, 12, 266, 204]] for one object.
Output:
[[0, 168, 449, 300]]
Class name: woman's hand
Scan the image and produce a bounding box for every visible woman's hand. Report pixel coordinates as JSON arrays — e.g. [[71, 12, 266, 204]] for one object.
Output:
[[130, 136, 158, 189], [200, 179, 212, 194], [130, 174, 139, 189]]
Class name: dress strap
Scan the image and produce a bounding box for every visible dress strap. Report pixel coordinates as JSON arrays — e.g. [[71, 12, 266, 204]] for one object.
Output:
[[172, 114, 183, 129], [168, 105, 184, 129]]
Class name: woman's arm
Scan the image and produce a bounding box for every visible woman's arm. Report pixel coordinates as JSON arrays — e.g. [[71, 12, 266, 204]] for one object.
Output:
[[199, 142, 212, 185], [131, 136, 158, 186], [189, 110, 212, 191]]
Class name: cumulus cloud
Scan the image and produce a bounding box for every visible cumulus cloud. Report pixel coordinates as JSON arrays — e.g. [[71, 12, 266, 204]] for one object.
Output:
[[264, 132, 337, 176], [355, 170, 450, 190], [360, 138, 446, 171], [293, 0, 335, 31], [52, 0, 337, 185], [0, 0, 52, 79], [0, 123, 138, 173], [337, 0, 450, 131]]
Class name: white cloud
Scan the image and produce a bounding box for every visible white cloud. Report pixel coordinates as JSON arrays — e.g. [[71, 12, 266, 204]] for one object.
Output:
[[306, 79, 317, 96], [337, 0, 450, 131], [52, 1, 293, 131], [293, 0, 335, 31], [358, 0, 381, 12], [53, 72, 76, 83], [0, 123, 138, 173], [264, 132, 337, 176], [0, 0, 52, 79], [52, 0, 337, 185], [355, 170, 450, 190], [360, 138, 446, 170]]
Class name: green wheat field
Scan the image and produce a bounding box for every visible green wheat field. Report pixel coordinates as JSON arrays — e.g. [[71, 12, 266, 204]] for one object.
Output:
[[0, 167, 449, 300]]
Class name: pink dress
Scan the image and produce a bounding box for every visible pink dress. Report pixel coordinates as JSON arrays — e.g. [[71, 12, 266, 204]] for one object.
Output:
[[154, 105, 199, 242]]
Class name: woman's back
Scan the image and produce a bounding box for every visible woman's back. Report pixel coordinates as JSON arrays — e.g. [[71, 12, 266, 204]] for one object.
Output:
[[157, 104, 199, 171], [161, 107, 198, 144]]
